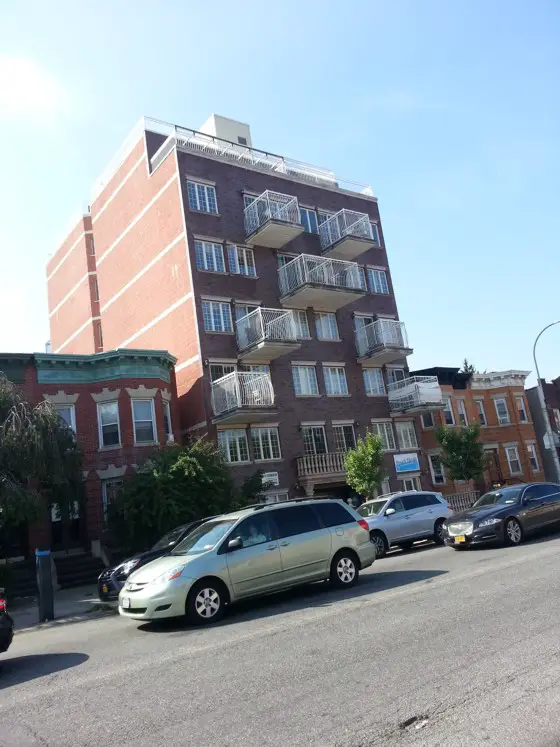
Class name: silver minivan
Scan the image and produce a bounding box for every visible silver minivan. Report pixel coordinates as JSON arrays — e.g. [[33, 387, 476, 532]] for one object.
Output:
[[118, 499, 375, 624]]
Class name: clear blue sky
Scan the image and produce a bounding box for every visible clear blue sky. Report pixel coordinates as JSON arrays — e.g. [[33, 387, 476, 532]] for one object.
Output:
[[1, 0, 559, 384]]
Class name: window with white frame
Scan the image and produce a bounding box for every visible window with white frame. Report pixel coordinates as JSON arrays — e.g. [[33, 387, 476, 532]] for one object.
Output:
[[363, 367, 385, 396], [387, 368, 406, 386], [370, 222, 380, 244], [429, 454, 446, 485], [378, 479, 391, 497], [515, 395, 528, 423], [370, 422, 396, 451], [210, 363, 236, 382], [494, 397, 510, 425], [400, 476, 421, 491], [251, 427, 282, 461], [302, 425, 327, 455], [261, 491, 289, 504], [505, 445, 522, 474], [292, 365, 319, 396], [315, 312, 339, 341], [187, 181, 218, 214], [98, 401, 120, 448], [102, 479, 123, 520], [367, 268, 389, 295], [277, 253, 294, 268], [323, 365, 348, 396], [132, 399, 156, 444], [456, 399, 468, 426], [475, 399, 487, 426], [395, 421, 418, 450], [241, 364, 270, 374], [293, 310, 310, 339], [235, 304, 258, 321], [195, 240, 225, 273], [163, 400, 173, 441], [243, 194, 257, 209], [228, 245, 256, 277], [218, 429, 250, 463], [202, 300, 233, 333], [354, 314, 373, 334], [526, 442, 540, 472], [443, 397, 455, 426], [317, 209, 334, 225], [421, 411, 435, 429], [300, 206, 318, 233], [333, 424, 356, 452], [54, 405, 76, 434]]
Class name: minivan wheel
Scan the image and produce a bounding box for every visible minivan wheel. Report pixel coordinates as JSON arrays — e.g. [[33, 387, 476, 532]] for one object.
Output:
[[434, 519, 446, 545], [186, 579, 226, 625], [504, 518, 523, 546], [330, 552, 359, 588], [371, 531, 389, 559]]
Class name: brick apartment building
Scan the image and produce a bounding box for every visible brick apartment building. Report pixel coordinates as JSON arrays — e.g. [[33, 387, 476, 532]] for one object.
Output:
[[47, 113, 446, 501], [411, 367, 543, 496], [526, 377, 560, 483], [0, 349, 178, 558]]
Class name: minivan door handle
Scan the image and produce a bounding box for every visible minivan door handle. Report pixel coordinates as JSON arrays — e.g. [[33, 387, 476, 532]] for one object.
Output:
[[280, 541, 290, 547], [266, 545, 277, 551]]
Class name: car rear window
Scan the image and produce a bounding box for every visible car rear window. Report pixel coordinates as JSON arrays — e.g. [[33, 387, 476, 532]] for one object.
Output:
[[272, 505, 321, 538], [314, 501, 355, 527]]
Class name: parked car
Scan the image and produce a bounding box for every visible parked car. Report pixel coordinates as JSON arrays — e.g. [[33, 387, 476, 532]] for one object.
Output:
[[444, 482, 560, 549], [0, 590, 14, 654], [118, 499, 375, 624], [358, 490, 453, 558], [98, 518, 214, 601]]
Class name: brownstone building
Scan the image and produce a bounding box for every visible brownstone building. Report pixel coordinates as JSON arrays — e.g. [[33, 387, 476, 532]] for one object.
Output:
[[47, 114, 444, 501], [526, 377, 560, 483]]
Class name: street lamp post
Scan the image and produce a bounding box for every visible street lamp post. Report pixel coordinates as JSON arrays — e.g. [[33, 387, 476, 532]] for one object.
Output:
[[533, 321, 560, 483]]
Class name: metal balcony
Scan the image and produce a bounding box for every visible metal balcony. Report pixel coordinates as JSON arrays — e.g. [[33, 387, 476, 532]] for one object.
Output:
[[319, 209, 379, 260], [244, 190, 303, 248], [355, 319, 412, 364], [236, 308, 300, 361], [211, 371, 276, 424], [278, 254, 366, 312], [388, 376, 444, 414]]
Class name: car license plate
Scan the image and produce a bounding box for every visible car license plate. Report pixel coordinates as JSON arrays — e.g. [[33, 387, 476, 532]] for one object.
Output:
[[102, 584, 108, 594], [455, 535, 466, 544], [121, 597, 130, 609]]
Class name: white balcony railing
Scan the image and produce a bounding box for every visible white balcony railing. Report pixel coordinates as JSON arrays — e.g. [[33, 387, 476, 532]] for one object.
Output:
[[236, 308, 298, 352], [279, 254, 366, 298], [211, 371, 274, 417], [319, 209, 374, 251], [244, 190, 301, 238], [388, 375, 444, 413], [297, 452, 346, 478], [355, 319, 408, 359]]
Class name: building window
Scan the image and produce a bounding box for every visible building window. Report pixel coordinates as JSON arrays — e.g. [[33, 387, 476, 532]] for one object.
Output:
[[366, 268, 389, 295], [218, 429, 250, 463], [235, 304, 258, 321], [315, 312, 339, 341], [475, 399, 487, 426], [210, 363, 236, 382], [292, 365, 319, 396], [494, 398, 510, 425], [261, 491, 289, 504], [195, 240, 225, 273], [293, 310, 310, 339], [228, 245, 256, 277], [163, 400, 173, 442], [132, 399, 156, 444], [98, 401, 120, 448], [242, 364, 270, 374], [302, 425, 327, 455], [96, 321, 103, 349], [92, 276, 99, 302], [516, 396, 528, 423], [387, 368, 406, 386], [443, 398, 455, 426], [429, 454, 446, 485], [54, 405, 76, 434], [102, 479, 123, 520], [243, 194, 257, 209], [421, 411, 435, 429], [251, 427, 282, 461], [370, 222, 380, 244], [333, 424, 356, 452], [300, 206, 318, 234], [323, 366, 349, 396], [505, 445, 522, 475], [400, 476, 421, 492], [202, 300, 233, 333], [456, 399, 468, 426], [187, 181, 218, 214], [317, 210, 334, 225], [277, 253, 294, 268], [370, 422, 396, 451], [89, 237, 95, 255], [395, 421, 418, 450], [363, 367, 385, 396], [526, 442, 540, 472]]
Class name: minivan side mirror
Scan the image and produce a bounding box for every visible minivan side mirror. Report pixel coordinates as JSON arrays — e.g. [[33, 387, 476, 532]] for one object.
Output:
[[227, 536, 243, 552], [385, 507, 396, 516]]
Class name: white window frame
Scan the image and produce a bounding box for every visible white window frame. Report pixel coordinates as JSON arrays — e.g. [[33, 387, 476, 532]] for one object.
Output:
[[163, 400, 173, 442], [367, 267, 389, 295], [187, 180, 218, 214], [202, 300, 233, 333], [526, 442, 540, 472], [131, 399, 157, 445], [333, 424, 356, 453], [399, 476, 421, 492], [54, 404, 76, 434], [243, 193, 258, 209], [456, 399, 468, 426], [293, 310, 310, 339], [251, 427, 282, 462], [228, 245, 256, 277], [494, 397, 510, 425], [515, 395, 528, 423], [292, 365, 319, 396], [97, 401, 121, 449], [443, 397, 455, 426], [242, 364, 270, 374], [428, 453, 446, 485], [475, 399, 487, 426], [195, 240, 225, 273], [421, 411, 435, 429], [218, 429, 250, 464], [505, 444, 522, 475], [235, 303, 258, 321], [102, 478, 123, 520], [363, 367, 386, 396], [386, 368, 406, 386], [209, 363, 236, 382], [260, 491, 289, 504], [370, 421, 396, 452], [315, 312, 339, 341], [323, 365, 349, 396], [300, 206, 318, 234], [395, 421, 418, 450], [302, 425, 328, 455]]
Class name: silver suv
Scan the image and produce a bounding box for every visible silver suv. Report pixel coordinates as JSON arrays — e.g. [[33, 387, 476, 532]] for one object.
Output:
[[118, 499, 375, 624], [358, 491, 453, 558]]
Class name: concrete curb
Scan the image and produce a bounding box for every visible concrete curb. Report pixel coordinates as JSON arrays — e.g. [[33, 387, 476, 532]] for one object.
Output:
[[14, 602, 119, 635]]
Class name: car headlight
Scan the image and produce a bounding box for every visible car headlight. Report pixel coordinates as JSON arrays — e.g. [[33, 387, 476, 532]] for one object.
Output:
[[149, 565, 187, 587], [121, 559, 140, 575], [478, 517, 501, 528]]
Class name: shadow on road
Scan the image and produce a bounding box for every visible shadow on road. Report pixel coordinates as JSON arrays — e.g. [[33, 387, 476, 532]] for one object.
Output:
[[0, 653, 89, 689], [138, 568, 446, 635]]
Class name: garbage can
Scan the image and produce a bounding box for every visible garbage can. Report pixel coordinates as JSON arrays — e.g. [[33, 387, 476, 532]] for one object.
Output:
[[35, 549, 55, 622]]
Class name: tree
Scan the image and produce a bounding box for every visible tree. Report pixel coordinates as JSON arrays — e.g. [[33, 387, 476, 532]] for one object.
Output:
[[108, 440, 267, 551], [344, 431, 386, 500], [436, 423, 486, 482], [461, 359, 477, 374]]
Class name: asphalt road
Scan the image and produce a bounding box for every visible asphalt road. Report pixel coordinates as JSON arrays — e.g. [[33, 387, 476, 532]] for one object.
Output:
[[3, 533, 560, 747]]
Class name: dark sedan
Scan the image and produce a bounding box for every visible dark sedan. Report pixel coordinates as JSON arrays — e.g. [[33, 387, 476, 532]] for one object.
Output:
[[98, 518, 214, 601], [444, 483, 560, 549]]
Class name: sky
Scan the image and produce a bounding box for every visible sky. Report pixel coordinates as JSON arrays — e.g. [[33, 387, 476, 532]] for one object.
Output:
[[1, 0, 559, 384]]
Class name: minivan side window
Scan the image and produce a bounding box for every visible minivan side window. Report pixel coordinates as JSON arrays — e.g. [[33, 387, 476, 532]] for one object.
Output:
[[235, 515, 273, 547], [314, 501, 354, 528], [272, 506, 321, 538], [402, 495, 431, 510]]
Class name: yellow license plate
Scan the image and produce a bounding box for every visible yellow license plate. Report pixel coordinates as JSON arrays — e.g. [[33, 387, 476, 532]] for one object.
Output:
[[455, 536, 466, 544], [102, 584, 108, 594]]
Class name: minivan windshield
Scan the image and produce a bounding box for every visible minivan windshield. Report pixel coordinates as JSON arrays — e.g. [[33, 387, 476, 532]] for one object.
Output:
[[473, 487, 523, 508], [358, 500, 387, 517], [170, 520, 237, 556]]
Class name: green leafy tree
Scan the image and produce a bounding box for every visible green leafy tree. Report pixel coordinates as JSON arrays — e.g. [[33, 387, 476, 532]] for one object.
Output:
[[344, 431, 386, 500], [461, 359, 477, 374], [436, 424, 486, 482], [108, 440, 267, 551]]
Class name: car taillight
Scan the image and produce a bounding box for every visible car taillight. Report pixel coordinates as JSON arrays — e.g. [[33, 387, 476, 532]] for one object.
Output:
[[358, 519, 369, 532], [0, 598, 6, 613]]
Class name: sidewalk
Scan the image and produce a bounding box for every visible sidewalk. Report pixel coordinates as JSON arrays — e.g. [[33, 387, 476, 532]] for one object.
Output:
[[10, 584, 117, 632]]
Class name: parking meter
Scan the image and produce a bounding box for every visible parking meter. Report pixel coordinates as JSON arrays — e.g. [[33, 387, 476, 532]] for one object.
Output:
[[36, 549, 54, 622]]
